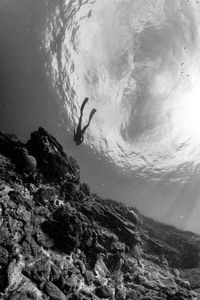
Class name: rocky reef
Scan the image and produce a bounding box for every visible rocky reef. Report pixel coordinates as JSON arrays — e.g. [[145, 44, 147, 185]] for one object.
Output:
[[0, 127, 199, 300]]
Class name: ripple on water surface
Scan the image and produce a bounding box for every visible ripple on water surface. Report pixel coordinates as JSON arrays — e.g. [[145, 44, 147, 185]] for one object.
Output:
[[45, 0, 200, 182]]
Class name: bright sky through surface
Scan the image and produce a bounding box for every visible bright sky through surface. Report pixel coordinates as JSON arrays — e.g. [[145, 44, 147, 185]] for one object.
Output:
[[45, 0, 200, 232], [46, 0, 200, 172]]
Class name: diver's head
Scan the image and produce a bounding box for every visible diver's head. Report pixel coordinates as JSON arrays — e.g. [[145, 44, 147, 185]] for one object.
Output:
[[76, 139, 82, 145]]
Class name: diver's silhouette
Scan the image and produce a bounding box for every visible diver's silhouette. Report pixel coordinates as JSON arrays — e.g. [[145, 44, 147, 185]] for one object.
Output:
[[74, 97, 97, 145]]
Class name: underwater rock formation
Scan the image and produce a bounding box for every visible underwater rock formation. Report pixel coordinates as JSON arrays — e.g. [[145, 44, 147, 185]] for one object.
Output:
[[0, 127, 199, 299]]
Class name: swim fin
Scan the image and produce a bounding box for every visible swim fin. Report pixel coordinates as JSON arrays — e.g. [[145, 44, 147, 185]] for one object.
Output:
[[80, 97, 89, 114], [88, 108, 97, 123]]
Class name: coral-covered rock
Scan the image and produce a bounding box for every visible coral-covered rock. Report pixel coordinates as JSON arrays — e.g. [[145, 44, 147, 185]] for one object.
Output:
[[61, 273, 81, 294], [33, 186, 56, 206], [95, 285, 114, 298], [0, 128, 199, 300], [84, 270, 95, 285], [50, 263, 61, 283], [23, 257, 51, 283], [27, 127, 80, 184], [0, 246, 9, 265], [115, 288, 126, 300], [43, 281, 66, 300], [8, 290, 38, 300], [126, 289, 139, 299]]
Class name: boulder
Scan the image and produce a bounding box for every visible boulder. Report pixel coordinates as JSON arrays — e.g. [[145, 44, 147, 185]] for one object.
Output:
[[8, 290, 38, 300], [115, 288, 126, 300], [23, 257, 51, 283], [0, 246, 9, 265], [84, 270, 95, 285], [95, 285, 113, 298], [43, 281, 66, 300], [20, 149, 37, 175], [50, 263, 62, 283], [27, 127, 80, 184]]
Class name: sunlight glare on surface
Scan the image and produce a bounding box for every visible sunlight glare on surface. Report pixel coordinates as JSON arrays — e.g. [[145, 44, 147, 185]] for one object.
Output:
[[173, 83, 200, 139]]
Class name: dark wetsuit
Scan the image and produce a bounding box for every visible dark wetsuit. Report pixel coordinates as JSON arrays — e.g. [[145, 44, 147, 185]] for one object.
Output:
[[74, 97, 96, 145]]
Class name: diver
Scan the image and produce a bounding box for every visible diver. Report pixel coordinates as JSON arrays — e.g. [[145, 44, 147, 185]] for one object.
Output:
[[74, 97, 97, 145]]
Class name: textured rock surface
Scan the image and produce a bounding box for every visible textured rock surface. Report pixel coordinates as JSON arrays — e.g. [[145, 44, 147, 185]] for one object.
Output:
[[0, 127, 199, 299]]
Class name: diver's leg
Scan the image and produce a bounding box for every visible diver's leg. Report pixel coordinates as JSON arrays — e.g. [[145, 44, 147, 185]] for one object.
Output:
[[80, 97, 89, 115], [76, 115, 82, 133], [88, 108, 97, 124], [81, 125, 90, 136], [81, 108, 97, 135], [77, 100, 88, 131]]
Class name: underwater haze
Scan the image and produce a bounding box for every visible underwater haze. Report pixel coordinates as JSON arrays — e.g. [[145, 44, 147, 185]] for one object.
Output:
[[1, 0, 200, 232]]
